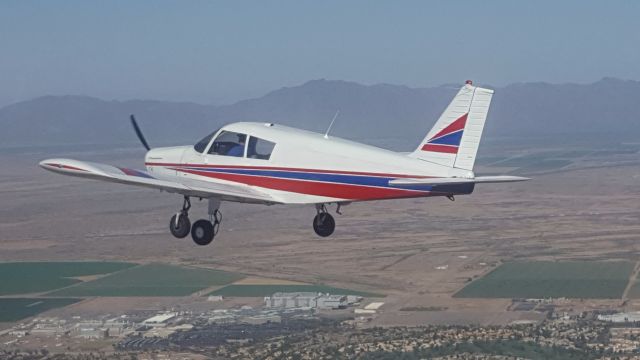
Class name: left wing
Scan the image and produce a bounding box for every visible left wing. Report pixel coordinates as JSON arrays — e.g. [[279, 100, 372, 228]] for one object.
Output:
[[389, 175, 530, 186], [39, 158, 279, 204]]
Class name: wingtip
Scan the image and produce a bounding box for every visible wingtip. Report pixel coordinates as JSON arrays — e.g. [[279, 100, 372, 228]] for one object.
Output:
[[39, 159, 57, 170]]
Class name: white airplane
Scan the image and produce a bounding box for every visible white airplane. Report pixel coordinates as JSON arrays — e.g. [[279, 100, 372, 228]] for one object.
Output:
[[40, 81, 528, 246]]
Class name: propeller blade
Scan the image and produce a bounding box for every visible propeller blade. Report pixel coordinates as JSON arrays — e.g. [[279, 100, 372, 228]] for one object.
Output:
[[130, 114, 151, 151]]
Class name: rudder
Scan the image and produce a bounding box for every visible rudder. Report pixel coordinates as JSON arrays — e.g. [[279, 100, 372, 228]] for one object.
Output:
[[410, 81, 494, 171]]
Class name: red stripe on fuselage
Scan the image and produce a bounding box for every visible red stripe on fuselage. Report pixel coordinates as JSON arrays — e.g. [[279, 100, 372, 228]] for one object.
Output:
[[177, 168, 430, 200], [420, 144, 459, 154], [145, 162, 431, 179]]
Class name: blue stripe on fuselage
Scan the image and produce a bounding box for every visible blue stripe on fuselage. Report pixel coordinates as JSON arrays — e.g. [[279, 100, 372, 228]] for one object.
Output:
[[180, 166, 439, 191]]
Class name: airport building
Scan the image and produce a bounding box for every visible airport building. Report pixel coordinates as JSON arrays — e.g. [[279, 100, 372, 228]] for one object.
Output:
[[264, 292, 360, 310], [143, 312, 177, 326]]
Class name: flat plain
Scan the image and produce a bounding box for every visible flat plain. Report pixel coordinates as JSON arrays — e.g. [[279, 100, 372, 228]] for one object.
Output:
[[209, 284, 381, 297], [1, 138, 639, 325], [0, 298, 82, 322], [454, 261, 635, 299], [0, 261, 134, 295], [47, 263, 244, 297]]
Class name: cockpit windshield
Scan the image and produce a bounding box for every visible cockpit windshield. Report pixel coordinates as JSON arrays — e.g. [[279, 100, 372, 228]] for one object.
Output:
[[193, 129, 219, 153], [208, 131, 247, 157]]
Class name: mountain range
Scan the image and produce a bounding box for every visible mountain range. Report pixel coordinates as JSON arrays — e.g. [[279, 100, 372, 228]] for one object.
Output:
[[1, 77, 638, 150]]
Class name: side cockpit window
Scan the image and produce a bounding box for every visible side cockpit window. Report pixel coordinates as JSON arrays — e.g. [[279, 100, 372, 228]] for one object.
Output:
[[208, 131, 247, 157], [247, 136, 276, 160], [193, 130, 218, 153]]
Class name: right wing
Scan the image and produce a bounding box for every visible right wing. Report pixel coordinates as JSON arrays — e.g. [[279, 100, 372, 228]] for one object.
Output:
[[39, 158, 279, 204]]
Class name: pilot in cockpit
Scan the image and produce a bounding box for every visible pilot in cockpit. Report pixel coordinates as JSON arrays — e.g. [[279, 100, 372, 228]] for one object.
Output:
[[226, 134, 246, 157]]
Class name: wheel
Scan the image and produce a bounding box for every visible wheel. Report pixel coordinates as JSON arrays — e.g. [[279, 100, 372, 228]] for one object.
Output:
[[191, 219, 214, 246], [169, 214, 190, 238], [313, 213, 335, 237]]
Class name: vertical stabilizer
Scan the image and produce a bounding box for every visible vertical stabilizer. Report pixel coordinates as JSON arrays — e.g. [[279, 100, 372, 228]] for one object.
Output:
[[409, 82, 494, 171]]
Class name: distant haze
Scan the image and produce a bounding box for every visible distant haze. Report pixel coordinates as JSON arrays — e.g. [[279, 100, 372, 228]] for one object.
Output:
[[1, 78, 638, 151], [1, 1, 640, 107]]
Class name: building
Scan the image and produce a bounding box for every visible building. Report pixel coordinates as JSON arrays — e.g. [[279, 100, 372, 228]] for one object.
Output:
[[264, 292, 351, 310], [317, 295, 347, 309], [264, 292, 319, 309], [143, 324, 193, 338], [598, 312, 640, 323], [143, 312, 177, 326], [74, 323, 108, 339]]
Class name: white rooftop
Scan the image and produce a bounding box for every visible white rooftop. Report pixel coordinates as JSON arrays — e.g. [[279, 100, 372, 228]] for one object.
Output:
[[143, 313, 177, 324], [364, 302, 385, 310]]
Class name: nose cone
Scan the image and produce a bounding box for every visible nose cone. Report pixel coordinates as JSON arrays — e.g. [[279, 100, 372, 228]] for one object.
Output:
[[144, 146, 189, 165]]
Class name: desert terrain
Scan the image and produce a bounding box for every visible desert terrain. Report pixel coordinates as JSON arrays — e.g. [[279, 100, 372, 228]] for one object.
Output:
[[1, 139, 639, 326]]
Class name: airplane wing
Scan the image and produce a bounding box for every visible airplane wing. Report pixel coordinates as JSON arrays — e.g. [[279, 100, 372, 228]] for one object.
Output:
[[388, 175, 530, 186], [39, 158, 279, 204]]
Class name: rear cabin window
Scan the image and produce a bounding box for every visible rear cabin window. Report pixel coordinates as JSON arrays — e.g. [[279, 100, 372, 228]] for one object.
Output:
[[247, 136, 276, 160], [208, 131, 247, 157]]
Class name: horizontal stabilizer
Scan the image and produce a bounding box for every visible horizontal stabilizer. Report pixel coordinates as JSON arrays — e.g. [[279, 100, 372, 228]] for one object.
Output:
[[389, 175, 529, 186]]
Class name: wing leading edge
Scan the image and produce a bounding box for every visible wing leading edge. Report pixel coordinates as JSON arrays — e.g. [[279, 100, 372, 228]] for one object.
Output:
[[39, 158, 278, 204]]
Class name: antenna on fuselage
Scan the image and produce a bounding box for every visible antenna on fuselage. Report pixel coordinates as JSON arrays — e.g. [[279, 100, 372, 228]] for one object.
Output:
[[324, 110, 340, 139]]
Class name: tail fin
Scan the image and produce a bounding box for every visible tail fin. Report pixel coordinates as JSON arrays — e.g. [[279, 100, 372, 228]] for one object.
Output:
[[409, 81, 494, 171]]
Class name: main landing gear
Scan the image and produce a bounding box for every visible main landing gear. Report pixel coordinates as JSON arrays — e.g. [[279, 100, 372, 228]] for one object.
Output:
[[169, 196, 221, 246], [313, 204, 336, 237]]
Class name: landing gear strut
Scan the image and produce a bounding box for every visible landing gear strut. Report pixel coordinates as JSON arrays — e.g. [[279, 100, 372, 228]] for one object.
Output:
[[313, 204, 335, 237], [169, 196, 191, 238], [168, 197, 221, 245], [191, 198, 222, 246]]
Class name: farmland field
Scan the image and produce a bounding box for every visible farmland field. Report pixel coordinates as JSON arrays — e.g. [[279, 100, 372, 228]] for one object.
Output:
[[0, 262, 135, 295], [48, 263, 244, 297], [209, 284, 382, 297], [0, 298, 82, 322], [622, 280, 640, 299], [454, 261, 635, 299]]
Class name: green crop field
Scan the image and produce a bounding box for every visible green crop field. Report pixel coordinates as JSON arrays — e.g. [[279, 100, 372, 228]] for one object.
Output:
[[209, 284, 382, 297], [48, 263, 244, 297], [454, 261, 635, 299], [0, 298, 82, 322], [0, 262, 135, 295]]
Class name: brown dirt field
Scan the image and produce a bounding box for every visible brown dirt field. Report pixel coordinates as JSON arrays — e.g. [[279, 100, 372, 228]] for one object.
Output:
[[1, 144, 639, 325]]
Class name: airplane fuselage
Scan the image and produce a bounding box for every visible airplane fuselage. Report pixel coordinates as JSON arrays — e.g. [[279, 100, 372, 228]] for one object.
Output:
[[144, 122, 476, 204], [40, 82, 527, 242]]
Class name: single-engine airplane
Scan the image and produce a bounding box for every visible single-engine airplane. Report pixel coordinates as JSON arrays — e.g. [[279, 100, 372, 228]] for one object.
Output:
[[40, 81, 528, 245]]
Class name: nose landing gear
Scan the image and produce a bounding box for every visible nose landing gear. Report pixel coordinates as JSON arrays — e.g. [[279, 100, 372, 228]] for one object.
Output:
[[313, 204, 336, 237], [169, 196, 191, 238]]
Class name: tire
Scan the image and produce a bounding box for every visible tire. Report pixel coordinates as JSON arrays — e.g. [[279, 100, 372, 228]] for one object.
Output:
[[313, 213, 335, 237], [191, 219, 214, 246], [169, 214, 191, 238]]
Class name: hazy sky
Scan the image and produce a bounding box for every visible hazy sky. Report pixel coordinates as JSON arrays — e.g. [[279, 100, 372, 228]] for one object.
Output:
[[1, 1, 639, 106]]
